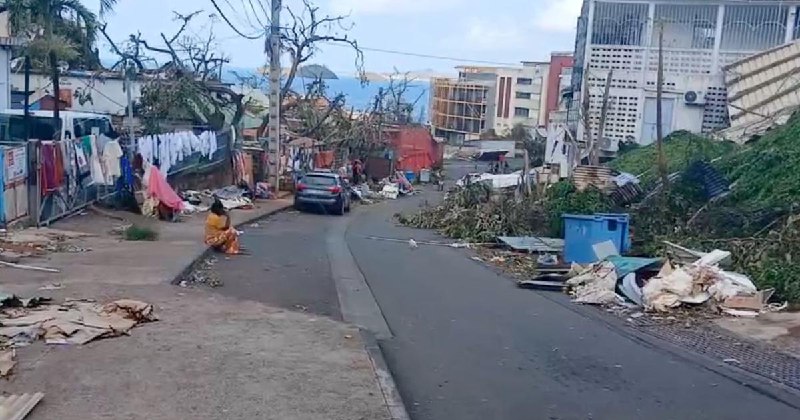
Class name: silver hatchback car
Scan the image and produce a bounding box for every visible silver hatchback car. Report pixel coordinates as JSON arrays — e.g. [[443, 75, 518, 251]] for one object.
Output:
[[294, 172, 352, 215]]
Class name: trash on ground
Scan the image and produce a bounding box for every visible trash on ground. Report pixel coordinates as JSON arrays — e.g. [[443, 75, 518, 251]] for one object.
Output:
[[0, 260, 60, 273], [0, 299, 157, 347], [566, 261, 619, 305], [563, 243, 779, 317], [517, 280, 567, 291], [0, 349, 15, 377], [38, 283, 64, 291], [379, 184, 400, 200], [0, 392, 45, 419]]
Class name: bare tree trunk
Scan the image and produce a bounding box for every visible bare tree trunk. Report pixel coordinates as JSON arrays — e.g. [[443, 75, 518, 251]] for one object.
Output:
[[656, 22, 669, 191]]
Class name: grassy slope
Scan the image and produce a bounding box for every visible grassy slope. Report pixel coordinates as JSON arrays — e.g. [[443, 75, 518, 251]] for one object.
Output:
[[608, 131, 736, 186]]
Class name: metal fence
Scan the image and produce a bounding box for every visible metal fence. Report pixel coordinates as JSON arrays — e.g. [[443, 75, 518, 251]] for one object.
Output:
[[33, 139, 119, 227], [0, 143, 30, 227]]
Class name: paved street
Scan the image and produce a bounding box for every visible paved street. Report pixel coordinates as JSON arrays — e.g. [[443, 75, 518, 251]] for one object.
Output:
[[209, 171, 800, 420]]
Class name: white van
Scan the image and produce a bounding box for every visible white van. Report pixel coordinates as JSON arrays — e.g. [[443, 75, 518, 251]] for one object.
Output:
[[0, 110, 117, 142]]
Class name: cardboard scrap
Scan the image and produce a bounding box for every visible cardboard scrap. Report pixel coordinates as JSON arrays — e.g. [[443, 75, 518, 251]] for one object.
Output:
[[0, 299, 157, 347]]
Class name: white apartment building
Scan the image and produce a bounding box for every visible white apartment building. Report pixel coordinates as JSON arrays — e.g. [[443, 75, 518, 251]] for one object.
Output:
[[573, 0, 800, 145], [430, 62, 549, 143]]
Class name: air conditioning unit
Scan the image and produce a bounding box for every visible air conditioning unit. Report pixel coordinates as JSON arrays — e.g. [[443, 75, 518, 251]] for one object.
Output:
[[684, 90, 706, 106]]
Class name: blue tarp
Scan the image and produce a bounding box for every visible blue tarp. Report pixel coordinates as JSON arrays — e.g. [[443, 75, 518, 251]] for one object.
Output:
[[606, 255, 661, 277]]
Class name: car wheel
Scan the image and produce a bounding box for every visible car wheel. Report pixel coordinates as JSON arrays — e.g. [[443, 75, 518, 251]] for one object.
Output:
[[293, 200, 303, 211], [333, 199, 346, 215]]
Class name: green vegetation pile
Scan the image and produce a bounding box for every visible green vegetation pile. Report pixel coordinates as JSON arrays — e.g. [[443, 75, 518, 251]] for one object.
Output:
[[397, 181, 610, 242], [401, 115, 800, 302]]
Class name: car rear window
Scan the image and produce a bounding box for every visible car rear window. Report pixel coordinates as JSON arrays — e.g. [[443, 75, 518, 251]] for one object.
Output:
[[303, 175, 337, 186]]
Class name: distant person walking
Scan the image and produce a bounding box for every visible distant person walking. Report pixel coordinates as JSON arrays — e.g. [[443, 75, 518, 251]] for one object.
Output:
[[352, 159, 363, 184]]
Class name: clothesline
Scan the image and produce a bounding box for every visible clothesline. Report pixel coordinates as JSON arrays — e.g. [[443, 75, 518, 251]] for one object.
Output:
[[39, 135, 126, 194], [136, 130, 219, 176]]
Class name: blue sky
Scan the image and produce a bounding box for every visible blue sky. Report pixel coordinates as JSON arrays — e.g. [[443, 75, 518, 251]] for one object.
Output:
[[83, 0, 582, 74]]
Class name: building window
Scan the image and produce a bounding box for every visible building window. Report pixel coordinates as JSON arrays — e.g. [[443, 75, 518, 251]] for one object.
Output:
[[722, 5, 789, 51], [591, 2, 648, 46], [516, 91, 532, 99], [517, 78, 533, 85], [514, 107, 530, 118]]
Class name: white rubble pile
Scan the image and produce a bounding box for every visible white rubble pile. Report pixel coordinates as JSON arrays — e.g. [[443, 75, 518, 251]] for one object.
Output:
[[565, 249, 780, 317]]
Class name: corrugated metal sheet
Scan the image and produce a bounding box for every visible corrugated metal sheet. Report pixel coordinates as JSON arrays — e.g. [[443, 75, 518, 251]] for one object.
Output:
[[498, 236, 565, 253], [0, 392, 44, 420], [722, 40, 800, 144]]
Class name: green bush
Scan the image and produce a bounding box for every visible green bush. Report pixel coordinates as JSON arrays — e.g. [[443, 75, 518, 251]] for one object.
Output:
[[124, 225, 159, 241]]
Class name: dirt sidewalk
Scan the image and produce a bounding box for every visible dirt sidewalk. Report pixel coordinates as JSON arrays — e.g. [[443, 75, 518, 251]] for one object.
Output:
[[0, 201, 391, 420]]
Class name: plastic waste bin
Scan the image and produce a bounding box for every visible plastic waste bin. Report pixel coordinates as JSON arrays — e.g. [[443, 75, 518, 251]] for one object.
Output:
[[404, 170, 416, 183], [562, 213, 630, 264], [594, 213, 631, 251], [419, 169, 431, 183]]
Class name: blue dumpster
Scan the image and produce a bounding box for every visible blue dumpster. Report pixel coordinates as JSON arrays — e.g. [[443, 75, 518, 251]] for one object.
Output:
[[404, 170, 416, 183], [594, 213, 631, 251], [562, 214, 630, 264]]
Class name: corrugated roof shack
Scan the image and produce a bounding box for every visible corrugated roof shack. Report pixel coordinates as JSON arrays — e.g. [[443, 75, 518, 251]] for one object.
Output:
[[386, 126, 444, 173]]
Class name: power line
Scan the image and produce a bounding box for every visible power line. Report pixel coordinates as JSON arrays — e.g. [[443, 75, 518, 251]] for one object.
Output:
[[321, 42, 521, 66]]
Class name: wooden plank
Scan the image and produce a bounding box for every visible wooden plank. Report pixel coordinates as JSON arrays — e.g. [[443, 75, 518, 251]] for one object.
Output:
[[0, 392, 44, 420]]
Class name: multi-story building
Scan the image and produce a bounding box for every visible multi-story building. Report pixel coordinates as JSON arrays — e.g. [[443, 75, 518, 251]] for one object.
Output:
[[571, 0, 800, 145], [429, 62, 549, 143]]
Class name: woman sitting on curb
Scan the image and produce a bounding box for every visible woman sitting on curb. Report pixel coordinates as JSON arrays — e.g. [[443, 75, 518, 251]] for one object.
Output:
[[205, 200, 241, 254]]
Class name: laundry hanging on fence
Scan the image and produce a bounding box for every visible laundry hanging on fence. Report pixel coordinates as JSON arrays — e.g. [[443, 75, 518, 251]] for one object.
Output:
[[136, 130, 219, 176], [102, 139, 124, 184], [40, 142, 65, 193], [86, 136, 106, 185]]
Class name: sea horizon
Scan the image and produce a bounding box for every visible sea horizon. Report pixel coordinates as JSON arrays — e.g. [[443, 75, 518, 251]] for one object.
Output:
[[223, 67, 430, 121]]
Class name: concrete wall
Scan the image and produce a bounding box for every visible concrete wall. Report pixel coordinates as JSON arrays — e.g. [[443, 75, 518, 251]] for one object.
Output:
[[9, 72, 144, 116], [544, 53, 574, 125]]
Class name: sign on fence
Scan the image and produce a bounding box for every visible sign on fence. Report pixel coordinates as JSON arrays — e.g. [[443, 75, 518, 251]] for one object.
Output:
[[4, 146, 27, 182], [0, 145, 29, 225]]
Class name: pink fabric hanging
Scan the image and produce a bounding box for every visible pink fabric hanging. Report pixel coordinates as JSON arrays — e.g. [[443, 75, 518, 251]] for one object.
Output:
[[147, 166, 184, 211]]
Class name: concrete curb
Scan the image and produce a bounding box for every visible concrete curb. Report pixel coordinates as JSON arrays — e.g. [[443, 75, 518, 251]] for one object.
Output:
[[171, 202, 294, 285], [360, 329, 411, 420]]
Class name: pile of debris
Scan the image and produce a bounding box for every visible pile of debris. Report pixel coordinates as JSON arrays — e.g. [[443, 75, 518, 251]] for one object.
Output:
[[0, 229, 91, 272], [564, 249, 781, 317], [179, 256, 223, 288], [0, 296, 157, 377]]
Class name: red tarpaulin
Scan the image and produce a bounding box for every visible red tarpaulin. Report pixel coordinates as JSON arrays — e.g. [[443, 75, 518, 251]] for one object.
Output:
[[388, 126, 442, 173]]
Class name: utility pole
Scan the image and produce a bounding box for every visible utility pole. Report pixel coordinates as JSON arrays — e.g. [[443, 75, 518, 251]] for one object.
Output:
[[267, 0, 282, 193], [656, 21, 669, 191], [595, 69, 613, 166]]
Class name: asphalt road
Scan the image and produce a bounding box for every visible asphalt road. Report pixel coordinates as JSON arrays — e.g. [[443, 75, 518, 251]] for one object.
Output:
[[210, 172, 800, 420]]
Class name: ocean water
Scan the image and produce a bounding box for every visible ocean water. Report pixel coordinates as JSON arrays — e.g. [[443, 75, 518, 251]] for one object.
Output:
[[222, 68, 430, 121]]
